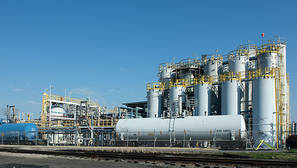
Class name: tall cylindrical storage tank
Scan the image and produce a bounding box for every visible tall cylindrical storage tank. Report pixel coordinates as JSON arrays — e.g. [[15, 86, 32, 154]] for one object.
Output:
[[252, 77, 276, 146], [169, 86, 185, 116], [194, 84, 209, 116], [221, 80, 240, 115], [228, 55, 249, 118], [257, 52, 278, 69], [204, 57, 221, 82], [203, 56, 222, 115], [147, 89, 162, 118], [228, 56, 248, 73]]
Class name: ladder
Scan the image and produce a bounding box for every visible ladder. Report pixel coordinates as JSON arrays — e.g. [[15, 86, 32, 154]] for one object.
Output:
[[168, 116, 176, 146]]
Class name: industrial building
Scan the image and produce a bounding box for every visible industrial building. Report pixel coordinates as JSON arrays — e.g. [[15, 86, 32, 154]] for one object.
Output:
[[117, 39, 291, 149], [0, 38, 293, 149]]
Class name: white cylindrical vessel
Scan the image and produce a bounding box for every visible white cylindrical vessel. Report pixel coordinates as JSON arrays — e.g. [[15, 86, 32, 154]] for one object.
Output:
[[228, 55, 249, 117], [205, 58, 221, 82], [159, 64, 173, 81], [228, 56, 248, 74], [147, 90, 162, 118], [169, 86, 185, 116], [194, 84, 209, 116], [257, 52, 278, 69], [116, 115, 246, 141], [221, 80, 240, 115], [252, 77, 276, 146]]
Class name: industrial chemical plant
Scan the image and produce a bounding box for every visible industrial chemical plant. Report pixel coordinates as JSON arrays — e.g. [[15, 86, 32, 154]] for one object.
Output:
[[0, 38, 295, 150]]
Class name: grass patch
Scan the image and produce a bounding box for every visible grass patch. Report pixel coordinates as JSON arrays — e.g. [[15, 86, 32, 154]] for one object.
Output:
[[224, 149, 297, 161]]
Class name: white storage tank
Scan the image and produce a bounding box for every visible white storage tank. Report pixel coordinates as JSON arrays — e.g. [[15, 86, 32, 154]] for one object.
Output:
[[203, 56, 222, 82], [147, 89, 162, 118], [169, 86, 185, 116], [116, 115, 246, 141], [257, 52, 278, 69], [228, 55, 248, 74], [228, 54, 249, 117], [221, 80, 240, 115], [194, 84, 209, 116], [253, 77, 276, 146], [159, 63, 173, 81]]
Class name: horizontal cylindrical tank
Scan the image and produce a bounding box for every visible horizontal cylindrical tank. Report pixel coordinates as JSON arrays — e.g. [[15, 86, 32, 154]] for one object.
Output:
[[116, 115, 246, 141], [253, 77, 276, 146], [0, 123, 38, 142], [169, 86, 185, 116], [147, 90, 162, 118], [194, 84, 209, 116], [221, 80, 240, 115]]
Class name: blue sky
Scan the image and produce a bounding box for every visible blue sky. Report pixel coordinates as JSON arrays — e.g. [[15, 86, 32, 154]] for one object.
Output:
[[0, 0, 296, 121]]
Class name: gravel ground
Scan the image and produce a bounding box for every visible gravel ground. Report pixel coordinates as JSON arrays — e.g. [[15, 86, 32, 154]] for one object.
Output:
[[0, 151, 249, 168], [0, 152, 168, 168]]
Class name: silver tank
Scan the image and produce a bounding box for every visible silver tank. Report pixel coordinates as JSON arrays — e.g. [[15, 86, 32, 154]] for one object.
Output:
[[169, 86, 185, 116], [147, 90, 162, 118], [159, 63, 173, 81], [228, 54, 249, 117], [228, 56, 248, 74], [204, 57, 222, 82], [116, 115, 246, 141], [257, 52, 278, 69], [194, 84, 209, 116], [221, 80, 240, 115], [252, 77, 276, 146]]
